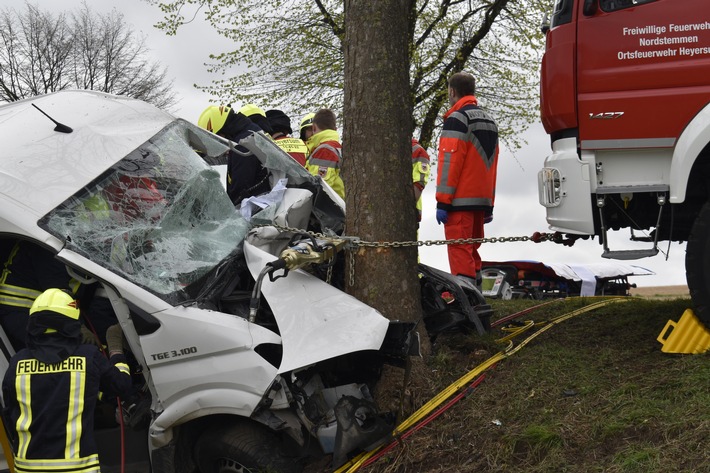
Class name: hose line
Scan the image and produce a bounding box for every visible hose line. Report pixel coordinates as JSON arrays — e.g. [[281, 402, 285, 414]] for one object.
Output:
[[337, 297, 630, 472]]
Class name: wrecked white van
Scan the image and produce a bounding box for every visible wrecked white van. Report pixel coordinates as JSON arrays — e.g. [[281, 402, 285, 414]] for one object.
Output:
[[0, 91, 491, 472], [0, 90, 428, 472]]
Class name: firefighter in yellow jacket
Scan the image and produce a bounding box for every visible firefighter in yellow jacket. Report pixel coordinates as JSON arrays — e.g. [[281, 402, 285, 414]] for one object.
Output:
[[435, 72, 499, 286], [411, 138, 431, 222], [305, 109, 345, 200], [2, 289, 132, 473]]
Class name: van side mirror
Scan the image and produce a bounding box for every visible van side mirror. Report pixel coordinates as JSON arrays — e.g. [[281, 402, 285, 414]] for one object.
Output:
[[583, 0, 598, 16]]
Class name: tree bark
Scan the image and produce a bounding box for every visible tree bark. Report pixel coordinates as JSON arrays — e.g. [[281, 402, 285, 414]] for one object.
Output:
[[342, 1, 430, 414]]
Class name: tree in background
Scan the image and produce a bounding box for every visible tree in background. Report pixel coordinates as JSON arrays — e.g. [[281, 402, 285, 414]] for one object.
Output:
[[152, 0, 545, 149], [0, 2, 177, 109], [151, 0, 547, 347]]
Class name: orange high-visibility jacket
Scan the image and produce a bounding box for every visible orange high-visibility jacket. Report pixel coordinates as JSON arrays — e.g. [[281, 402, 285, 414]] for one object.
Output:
[[436, 96, 499, 212]]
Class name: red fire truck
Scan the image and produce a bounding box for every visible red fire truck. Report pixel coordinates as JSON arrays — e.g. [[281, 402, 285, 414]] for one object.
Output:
[[537, 0, 710, 330]]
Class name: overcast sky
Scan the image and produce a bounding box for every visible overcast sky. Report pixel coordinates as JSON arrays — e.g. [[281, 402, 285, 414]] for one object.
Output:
[[5, 0, 689, 287]]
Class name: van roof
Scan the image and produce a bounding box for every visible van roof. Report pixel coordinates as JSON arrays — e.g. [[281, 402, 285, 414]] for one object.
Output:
[[0, 90, 174, 220]]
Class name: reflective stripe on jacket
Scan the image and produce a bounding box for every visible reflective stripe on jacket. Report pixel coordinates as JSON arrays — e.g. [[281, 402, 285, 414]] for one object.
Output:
[[306, 129, 345, 199], [274, 136, 308, 166], [436, 96, 499, 212], [2, 346, 132, 473], [0, 242, 79, 310], [412, 138, 431, 219]]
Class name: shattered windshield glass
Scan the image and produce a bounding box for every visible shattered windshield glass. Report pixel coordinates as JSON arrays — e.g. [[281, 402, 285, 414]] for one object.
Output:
[[41, 121, 249, 302]]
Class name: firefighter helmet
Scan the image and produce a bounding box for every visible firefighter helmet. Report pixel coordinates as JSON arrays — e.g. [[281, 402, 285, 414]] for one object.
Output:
[[300, 113, 315, 133], [30, 288, 80, 320], [198, 105, 232, 134], [239, 103, 266, 118]]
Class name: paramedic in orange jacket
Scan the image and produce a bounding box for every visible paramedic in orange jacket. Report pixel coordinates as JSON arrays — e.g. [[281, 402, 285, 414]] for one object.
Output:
[[435, 72, 499, 286]]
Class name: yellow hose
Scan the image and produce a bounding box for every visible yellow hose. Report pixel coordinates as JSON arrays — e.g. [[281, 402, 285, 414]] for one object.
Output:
[[336, 297, 629, 473]]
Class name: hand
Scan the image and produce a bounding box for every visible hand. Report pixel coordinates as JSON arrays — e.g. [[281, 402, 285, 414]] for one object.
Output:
[[106, 324, 124, 356], [484, 209, 493, 224], [81, 325, 100, 347], [436, 209, 448, 225]]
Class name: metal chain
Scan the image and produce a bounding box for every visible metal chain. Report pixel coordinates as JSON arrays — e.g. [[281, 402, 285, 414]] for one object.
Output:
[[252, 223, 556, 287], [253, 223, 554, 248], [349, 250, 355, 287]]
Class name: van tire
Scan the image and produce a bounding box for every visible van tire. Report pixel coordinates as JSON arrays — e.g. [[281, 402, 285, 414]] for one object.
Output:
[[195, 422, 302, 473], [685, 201, 710, 330]]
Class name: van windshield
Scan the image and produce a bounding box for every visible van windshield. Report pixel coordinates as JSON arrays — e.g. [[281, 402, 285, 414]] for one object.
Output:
[[41, 121, 249, 302]]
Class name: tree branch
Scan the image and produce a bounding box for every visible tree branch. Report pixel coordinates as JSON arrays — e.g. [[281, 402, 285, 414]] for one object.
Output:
[[314, 0, 344, 38]]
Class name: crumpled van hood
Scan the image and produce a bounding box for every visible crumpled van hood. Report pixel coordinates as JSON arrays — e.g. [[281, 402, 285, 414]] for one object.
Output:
[[243, 234, 389, 373]]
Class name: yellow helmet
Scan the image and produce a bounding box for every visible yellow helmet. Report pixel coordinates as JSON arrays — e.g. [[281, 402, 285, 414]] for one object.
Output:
[[198, 105, 232, 134], [239, 103, 266, 118], [300, 112, 315, 133], [30, 288, 80, 320]]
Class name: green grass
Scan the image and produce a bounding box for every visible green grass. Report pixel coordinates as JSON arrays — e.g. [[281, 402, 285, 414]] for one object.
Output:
[[344, 297, 709, 473]]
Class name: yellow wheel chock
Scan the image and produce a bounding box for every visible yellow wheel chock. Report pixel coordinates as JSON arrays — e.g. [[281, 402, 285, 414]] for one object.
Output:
[[657, 309, 710, 354]]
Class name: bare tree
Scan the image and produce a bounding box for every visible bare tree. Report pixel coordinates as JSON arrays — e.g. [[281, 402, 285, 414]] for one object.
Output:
[[0, 2, 177, 110], [0, 3, 72, 100]]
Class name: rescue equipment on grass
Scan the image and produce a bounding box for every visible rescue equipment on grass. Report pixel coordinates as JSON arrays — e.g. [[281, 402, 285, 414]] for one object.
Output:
[[657, 308, 710, 354]]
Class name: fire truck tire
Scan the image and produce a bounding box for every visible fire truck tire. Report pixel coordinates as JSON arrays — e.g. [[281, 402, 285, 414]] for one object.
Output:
[[685, 200, 710, 330], [195, 422, 302, 473]]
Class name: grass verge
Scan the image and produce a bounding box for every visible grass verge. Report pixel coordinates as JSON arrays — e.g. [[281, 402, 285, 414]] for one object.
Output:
[[353, 297, 709, 473]]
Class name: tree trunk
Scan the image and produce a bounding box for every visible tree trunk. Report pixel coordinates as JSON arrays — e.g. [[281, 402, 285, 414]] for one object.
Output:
[[342, 0, 425, 331], [342, 0, 431, 415]]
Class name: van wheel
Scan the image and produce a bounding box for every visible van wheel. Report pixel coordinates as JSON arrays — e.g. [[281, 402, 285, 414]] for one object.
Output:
[[686, 201, 710, 330], [195, 422, 302, 473]]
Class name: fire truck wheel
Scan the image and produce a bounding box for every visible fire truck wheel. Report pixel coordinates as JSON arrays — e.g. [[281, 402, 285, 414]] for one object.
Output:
[[195, 421, 302, 473], [686, 200, 710, 330]]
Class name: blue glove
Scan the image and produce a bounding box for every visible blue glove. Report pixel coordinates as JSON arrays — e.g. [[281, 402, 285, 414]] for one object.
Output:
[[436, 209, 448, 225]]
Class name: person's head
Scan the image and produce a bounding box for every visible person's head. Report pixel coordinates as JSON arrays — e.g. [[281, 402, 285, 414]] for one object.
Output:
[[447, 72, 476, 106], [265, 109, 293, 137], [299, 113, 315, 141], [312, 109, 337, 134], [29, 288, 81, 330], [26, 289, 82, 362], [239, 103, 273, 134], [198, 105, 232, 136]]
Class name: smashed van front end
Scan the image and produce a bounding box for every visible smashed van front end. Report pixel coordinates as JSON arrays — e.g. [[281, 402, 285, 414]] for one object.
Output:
[[1, 91, 416, 472]]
